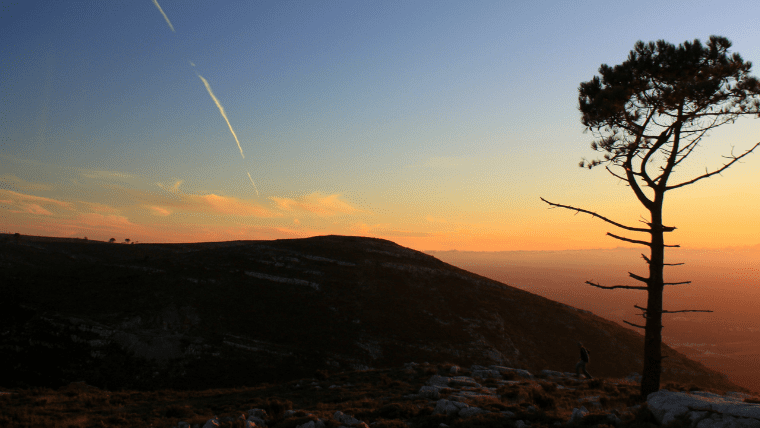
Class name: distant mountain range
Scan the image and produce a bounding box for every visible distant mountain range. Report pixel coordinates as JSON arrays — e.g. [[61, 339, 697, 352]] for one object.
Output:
[[0, 234, 742, 392]]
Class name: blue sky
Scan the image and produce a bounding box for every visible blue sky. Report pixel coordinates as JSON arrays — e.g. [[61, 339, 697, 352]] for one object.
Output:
[[2, 0, 760, 249]]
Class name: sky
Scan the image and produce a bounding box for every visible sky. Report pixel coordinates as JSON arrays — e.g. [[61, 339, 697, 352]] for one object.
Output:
[[2, 0, 760, 251]]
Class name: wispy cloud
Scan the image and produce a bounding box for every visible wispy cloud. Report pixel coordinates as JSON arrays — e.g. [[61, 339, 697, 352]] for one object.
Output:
[[426, 216, 448, 223], [155, 180, 277, 217], [270, 192, 364, 217], [79, 169, 134, 181], [0, 174, 53, 191], [149, 206, 172, 216], [151, 0, 175, 32], [247, 171, 260, 196], [197, 74, 245, 159], [0, 189, 73, 215]]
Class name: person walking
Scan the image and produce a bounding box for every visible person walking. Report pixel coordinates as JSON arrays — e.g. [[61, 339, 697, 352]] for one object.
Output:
[[576, 342, 592, 379]]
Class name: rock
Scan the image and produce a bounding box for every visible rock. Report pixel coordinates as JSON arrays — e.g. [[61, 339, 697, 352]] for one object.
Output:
[[515, 420, 529, 428], [419, 385, 441, 399], [502, 411, 516, 418], [248, 409, 267, 420], [569, 407, 589, 424], [285, 410, 297, 418], [203, 416, 220, 428], [540, 370, 565, 378], [297, 422, 315, 428], [625, 372, 642, 383], [450, 365, 460, 374], [433, 399, 469, 416], [607, 413, 622, 425], [427, 375, 451, 387], [178, 422, 190, 428], [579, 395, 601, 408], [334, 411, 362, 426], [449, 376, 481, 388], [489, 366, 533, 379], [471, 369, 502, 379], [459, 407, 486, 418], [647, 390, 760, 427]]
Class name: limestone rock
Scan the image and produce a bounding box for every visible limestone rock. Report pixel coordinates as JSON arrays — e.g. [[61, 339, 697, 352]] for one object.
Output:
[[459, 407, 486, 418], [419, 385, 441, 399], [569, 407, 589, 424], [433, 399, 469, 416], [471, 369, 502, 379], [489, 366, 533, 379], [334, 411, 362, 426], [427, 375, 450, 387], [647, 390, 760, 427], [203, 416, 220, 428]]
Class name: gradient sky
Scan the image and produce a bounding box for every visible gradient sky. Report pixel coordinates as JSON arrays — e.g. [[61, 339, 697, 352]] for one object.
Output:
[[2, 0, 760, 251]]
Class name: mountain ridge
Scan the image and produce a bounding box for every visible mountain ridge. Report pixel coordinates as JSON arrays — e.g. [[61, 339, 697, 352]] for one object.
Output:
[[0, 233, 742, 392]]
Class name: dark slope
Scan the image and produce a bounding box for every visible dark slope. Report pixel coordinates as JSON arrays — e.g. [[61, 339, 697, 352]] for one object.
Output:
[[0, 234, 738, 391]]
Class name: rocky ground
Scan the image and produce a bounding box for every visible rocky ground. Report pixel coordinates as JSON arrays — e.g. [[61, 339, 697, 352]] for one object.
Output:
[[1, 362, 757, 428]]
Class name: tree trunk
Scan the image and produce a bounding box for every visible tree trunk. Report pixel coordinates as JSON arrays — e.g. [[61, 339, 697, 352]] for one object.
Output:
[[641, 202, 665, 397]]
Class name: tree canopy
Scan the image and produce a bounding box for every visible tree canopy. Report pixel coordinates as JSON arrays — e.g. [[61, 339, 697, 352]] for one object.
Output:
[[578, 36, 760, 202]]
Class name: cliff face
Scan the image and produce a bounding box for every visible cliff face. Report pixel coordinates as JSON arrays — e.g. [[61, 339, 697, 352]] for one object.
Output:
[[0, 234, 738, 391]]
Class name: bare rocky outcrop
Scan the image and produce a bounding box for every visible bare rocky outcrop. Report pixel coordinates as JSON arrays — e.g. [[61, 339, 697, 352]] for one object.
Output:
[[647, 390, 760, 428]]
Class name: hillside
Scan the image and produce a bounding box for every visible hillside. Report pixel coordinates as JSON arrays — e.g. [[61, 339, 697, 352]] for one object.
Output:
[[0, 234, 741, 392]]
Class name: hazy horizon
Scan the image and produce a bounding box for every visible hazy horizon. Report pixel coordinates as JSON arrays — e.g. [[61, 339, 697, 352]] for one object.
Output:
[[428, 247, 760, 392]]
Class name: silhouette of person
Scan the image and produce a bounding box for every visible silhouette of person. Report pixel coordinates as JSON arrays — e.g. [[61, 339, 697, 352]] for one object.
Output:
[[576, 341, 592, 379]]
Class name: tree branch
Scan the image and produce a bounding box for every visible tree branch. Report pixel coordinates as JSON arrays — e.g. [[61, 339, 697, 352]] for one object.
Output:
[[635, 304, 712, 314], [666, 142, 760, 190], [628, 271, 649, 283], [607, 232, 651, 246], [539, 198, 651, 232], [623, 320, 646, 329], [663, 280, 691, 285], [585, 280, 647, 290]]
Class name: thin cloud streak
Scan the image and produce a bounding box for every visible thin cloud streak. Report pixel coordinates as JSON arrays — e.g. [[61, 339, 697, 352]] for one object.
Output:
[[270, 192, 363, 217], [247, 171, 260, 196], [151, 0, 175, 32], [197, 74, 245, 159]]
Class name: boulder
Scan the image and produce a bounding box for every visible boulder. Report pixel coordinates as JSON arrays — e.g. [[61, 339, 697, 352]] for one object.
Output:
[[448, 376, 481, 388], [419, 385, 441, 399], [647, 390, 760, 427], [471, 369, 502, 379], [203, 416, 220, 428], [427, 375, 451, 387], [569, 407, 589, 424], [334, 411, 362, 426], [433, 399, 469, 416], [459, 407, 486, 418], [489, 366, 533, 379]]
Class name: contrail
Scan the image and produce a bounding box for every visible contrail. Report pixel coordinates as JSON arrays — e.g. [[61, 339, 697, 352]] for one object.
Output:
[[197, 74, 245, 159], [152, 0, 175, 32], [247, 171, 260, 196]]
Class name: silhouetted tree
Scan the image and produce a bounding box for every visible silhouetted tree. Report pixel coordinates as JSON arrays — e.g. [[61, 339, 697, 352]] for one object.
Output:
[[109, 238, 116, 243], [541, 36, 760, 397], [125, 238, 130, 244]]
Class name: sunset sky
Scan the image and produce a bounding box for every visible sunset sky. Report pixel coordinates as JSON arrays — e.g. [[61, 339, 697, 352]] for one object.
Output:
[[2, 0, 760, 251]]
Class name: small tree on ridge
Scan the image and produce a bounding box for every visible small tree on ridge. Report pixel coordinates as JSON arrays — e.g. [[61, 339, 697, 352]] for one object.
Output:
[[541, 36, 760, 397]]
